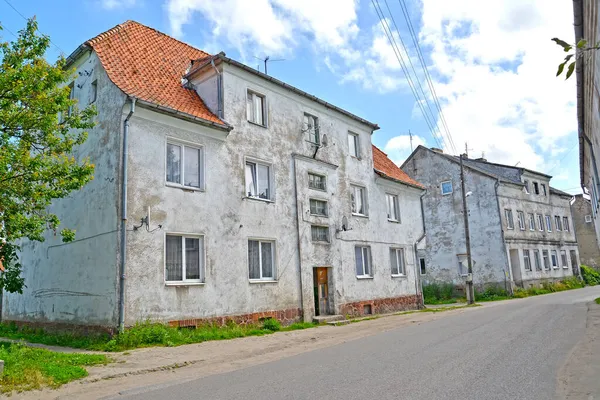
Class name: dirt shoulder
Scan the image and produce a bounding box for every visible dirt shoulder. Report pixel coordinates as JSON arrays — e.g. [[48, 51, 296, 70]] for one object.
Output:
[[558, 300, 600, 399], [9, 306, 480, 400]]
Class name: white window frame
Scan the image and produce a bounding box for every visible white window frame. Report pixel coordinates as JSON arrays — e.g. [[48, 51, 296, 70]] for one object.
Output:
[[311, 225, 330, 243], [304, 113, 320, 145], [561, 250, 568, 268], [348, 132, 360, 158], [505, 209, 514, 230], [308, 172, 326, 191], [554, 215, 562, 231], [245, 158, 273, 201], [309, 198, 328, 217], [248, 239, 276, 281], [545, 215, 552, 232], [517, 211, 525, 230], [355, 245, 372, 278], [528, 213, 535, 231], [585, 215, 592, 223], [351, 185, 368, 216], [165, 139, 205, 190], [523, 249, 531, 272], [164, 233, 205, 285], [246, 89, 266, 127], [386, 193, 400, 222], [563, 216, 569, 232], [551, 250, 559, 269], [537, 214, 544, 231], [390, 247, 406, 276], [542, 250, 550, 270], [441, 180, 453, 195]]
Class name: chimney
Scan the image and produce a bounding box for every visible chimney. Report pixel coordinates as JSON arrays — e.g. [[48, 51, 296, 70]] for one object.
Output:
[[431, 147, 444, 154], [475, 157, 487, 162]]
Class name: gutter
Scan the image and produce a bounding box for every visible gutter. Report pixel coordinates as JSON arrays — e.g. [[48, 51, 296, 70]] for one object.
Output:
[[118, 97, 136, 333], [413, 190, 427, 308], [291, 156, 305, 321], [574, 0, 587, 189], [134, 99, 232, 132]]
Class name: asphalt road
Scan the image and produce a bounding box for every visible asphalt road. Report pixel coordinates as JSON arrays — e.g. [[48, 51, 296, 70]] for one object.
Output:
[[117, 287, 600, 400]]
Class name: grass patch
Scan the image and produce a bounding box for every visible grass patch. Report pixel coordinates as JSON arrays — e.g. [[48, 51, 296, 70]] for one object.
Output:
[[474, 286, 511, 302], [0, 318, 318, 353], [423, 282, 462, 304], [0, 342, 108, 394]]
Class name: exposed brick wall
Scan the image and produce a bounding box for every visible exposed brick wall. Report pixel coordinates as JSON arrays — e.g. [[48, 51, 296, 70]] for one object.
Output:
[[339, 294, 421, 317], [168, 308, 302, 328]]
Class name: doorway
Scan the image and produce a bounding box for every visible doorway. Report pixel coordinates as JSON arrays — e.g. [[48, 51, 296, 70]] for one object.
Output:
[[313, 267, 330, 316], [509, 249, 522, 285], [570, 250, 579, 277]]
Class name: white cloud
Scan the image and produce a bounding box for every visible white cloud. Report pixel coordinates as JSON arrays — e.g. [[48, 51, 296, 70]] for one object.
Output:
[[101, 0, 136, 9], [384, 134, 427, 166]]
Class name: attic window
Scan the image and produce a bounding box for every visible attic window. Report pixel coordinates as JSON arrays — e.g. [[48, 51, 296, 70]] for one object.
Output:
[[533, 182, 539, 195]]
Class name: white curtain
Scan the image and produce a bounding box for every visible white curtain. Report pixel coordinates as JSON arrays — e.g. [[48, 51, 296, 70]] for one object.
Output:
[[166, 236, 182, 281], [390, 249, 398, 275], [355, 187, 364, 214], [246, 92, 253, 122], [245, 163, 257, 197], [166, 144, 181, 184], [185, 238, 200, 280], [254, 94, 263, 125], [261, 241, 273, 278], [355, 246, 363, 275], [184, 147, 200, 188], [248, 240, 260, 279]]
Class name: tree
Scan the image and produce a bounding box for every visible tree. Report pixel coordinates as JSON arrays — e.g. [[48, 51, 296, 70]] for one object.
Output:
[[0, 19, 96, 294], [552, 37, 600, 79]]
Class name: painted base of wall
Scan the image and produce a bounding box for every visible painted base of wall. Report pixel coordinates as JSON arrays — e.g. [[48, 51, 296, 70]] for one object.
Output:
[[2, 319, 116, 335], [517, 277, 578, 289], [168, 308, 302, 328], [338, 295, 422, 317]]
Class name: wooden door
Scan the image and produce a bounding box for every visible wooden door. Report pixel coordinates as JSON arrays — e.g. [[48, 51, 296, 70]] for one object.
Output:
[[315, 267, 329, 316]]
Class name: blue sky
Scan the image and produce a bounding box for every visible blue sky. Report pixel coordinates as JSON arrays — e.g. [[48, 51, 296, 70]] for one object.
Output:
[[0, 0, 581, 194]]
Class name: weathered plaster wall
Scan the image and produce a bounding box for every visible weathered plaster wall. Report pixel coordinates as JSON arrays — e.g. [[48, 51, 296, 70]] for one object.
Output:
[[3, 51, 126, 326], [572, 195, 600, 268]]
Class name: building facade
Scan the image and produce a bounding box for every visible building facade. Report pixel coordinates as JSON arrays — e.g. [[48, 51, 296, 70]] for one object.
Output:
[[571, 194, 600, 269], [403, 146, 579, 291], [3, 21, 425, 330]]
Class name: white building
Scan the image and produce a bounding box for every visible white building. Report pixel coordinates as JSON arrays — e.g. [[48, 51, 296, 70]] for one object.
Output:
[[3, 21, 425, 330]]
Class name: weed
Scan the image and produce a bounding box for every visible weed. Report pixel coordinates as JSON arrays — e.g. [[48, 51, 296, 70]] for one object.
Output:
[[422, 283, 460, 304], [261, 318, 281, 332], [582, 265, 600, 286], [474, 286, 510, 302]]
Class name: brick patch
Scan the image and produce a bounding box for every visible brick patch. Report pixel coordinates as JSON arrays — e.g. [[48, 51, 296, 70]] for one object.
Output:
[[339, 295, 421, 317], [168, 308, 302, 329]]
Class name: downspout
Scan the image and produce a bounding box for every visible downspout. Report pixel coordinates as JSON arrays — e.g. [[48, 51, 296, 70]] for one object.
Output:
[[494, 180, 513, 295], [210, 59, 223, 119], [118, 97, 136, 333], [413, 190, 427, 308], [291, 156, 305, 321]]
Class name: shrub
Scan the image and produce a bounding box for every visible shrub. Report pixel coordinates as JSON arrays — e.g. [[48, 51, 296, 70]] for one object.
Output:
[[261, 318, 281, 332], [582, 265, 600, 286], [475, 286, 509, 301], [422, 282, 457, 303], [562, 277, 584, 290]]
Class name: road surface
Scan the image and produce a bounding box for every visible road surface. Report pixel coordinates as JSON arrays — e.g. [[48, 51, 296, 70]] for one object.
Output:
[[113, 287, 600, 400]]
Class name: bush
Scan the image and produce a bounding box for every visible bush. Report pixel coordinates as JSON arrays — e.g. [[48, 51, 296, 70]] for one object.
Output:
[[475, 286, 509, 301], [582, 265, 600, 286], [422, 282, 457, 304], [261, 318, 281, 332]]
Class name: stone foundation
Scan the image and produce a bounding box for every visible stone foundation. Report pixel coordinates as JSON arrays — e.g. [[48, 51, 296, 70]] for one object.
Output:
[[168, 307, 302, 328], [338, 295, 421, 317]]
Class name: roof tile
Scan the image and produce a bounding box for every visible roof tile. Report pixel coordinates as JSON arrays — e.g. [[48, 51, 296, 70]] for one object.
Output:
[[372, 145, 424, 188]]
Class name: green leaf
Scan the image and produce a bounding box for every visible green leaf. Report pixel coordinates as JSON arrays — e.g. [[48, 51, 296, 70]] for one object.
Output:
[[566, 61, 576, 79], [556, 61, 566, 77], [552, 38, 572, 52], [577, 39, 588, 48]]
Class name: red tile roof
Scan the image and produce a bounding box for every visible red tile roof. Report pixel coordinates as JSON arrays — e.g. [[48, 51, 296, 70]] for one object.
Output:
[[372, 145, 424, 188], [85, 21, 225, 126]]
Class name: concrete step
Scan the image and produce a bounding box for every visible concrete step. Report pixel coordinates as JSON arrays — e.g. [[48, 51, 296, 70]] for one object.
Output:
[[313, 314, 345, 324], [326, 319, 352, 326]]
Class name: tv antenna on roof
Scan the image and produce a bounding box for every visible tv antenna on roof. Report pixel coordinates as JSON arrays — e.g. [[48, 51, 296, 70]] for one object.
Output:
[[253, 56, 285, 75]]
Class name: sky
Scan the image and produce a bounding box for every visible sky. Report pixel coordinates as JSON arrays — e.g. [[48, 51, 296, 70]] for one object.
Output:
[[0, 0, 581, 194]]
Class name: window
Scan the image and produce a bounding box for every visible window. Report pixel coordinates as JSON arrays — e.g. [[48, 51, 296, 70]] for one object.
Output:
[[386, 194, 400, 222], [90, 80, 97, 104], [533, 182, 539, 195], [246, 90, 266, 126], [517, 211, 525, 230], [245, 160, 272, 200], [390, 248, 405, 276], [538, 215, 544, 231], [563, 217, 569, 232], [165, 235, 205, 283], [555, 216, 562, 231], [528, 213, 535, 231], [355, 246, 372, 277], [311, 225, 329, 242], [523, 250, 531, 272], [551, 250, 558, 268], [586, 215, 592, 223], [351, 185, 367, 216], [542, 250, 550, 270], [309, 199, 328, 216], [441, 181, 453, 195], [308, 173, 326, 191], [348, 132, 359, 157], [545, 215, 552, 232], [541, 184, 547, 196], [561, 250, 568, 268], [248, 240, 275, 280], [166, 142, 204, 189], [534, 250, 542, 271], [304, 113, 319, 144], [505, 209, 514, 229], [524, 180, 530, 194], [420, 258, 426, 275]]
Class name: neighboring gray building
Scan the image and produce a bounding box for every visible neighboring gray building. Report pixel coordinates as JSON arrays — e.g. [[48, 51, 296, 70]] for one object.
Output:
[[571, 194, 600, 269], [3, 21, 426, 330], [403, 146, 579, 291]]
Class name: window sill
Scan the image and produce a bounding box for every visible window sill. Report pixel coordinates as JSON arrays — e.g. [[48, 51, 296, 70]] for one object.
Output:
[[249, 279, 278, 284], [309, 187, 327, 192], [350, 155, 362, 161], [391, 274, 407, 279], [562, 266, 569, 269], [352, 213, 369, 219], [244, 196, 274, 203], [165, 282, 205, 287], [310, 213, 329, 218], [248, 120, 267, 129], [387, 219, 401, 224], [166, 183, 204, 192], [356, 276, 373, 280], [312, 241, 331, 245]]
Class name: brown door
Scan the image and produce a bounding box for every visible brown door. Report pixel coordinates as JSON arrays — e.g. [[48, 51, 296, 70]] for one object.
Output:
[[315, 267, 329, 316]]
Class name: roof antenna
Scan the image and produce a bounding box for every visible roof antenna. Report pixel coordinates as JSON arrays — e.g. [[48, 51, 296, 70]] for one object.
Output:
[[253, 55, 285, 75]]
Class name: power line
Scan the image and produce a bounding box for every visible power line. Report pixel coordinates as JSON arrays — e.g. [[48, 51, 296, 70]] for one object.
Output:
[[0, 22, 18, 39], [547, 143, 578, 174]]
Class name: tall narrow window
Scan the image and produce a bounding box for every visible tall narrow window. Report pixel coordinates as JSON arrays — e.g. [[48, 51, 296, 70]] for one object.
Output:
[[304, 113, 319, 144], [505, 209, 514, 229], [308, 173, 326, 191], [523, 180, 530, 194], [561, 250, 568, 268], [554, 216, 562, 231], [355, 246, 372, 277], [420, 258, 426, 275], [247, 90, 266, 126], [390, 248, 406, 276], [309, 199, 328, 216], [528, 213, 535, 231], [311, 225, 329, 242], [533, 182, 539, 195], [351, 185, 367, 216], [248, 240, 275, 280], [523, 250, 531, 272], [541, 184, 547, 196], [545, 215, 552, 232], [165, 234, 205, 283], [538, 215, 544, 231], [517, 211, 525, 230], [166, 142, 204, 189], [348, 132, 359, 158], [542, 250, 550, 270], [551, 250, 558, 268], [90, 80, 97, 104], [245, 161, 272, 200], [563, 217, 569, 232], [533, 250, 542, 271], [386, 194, 400, 222]]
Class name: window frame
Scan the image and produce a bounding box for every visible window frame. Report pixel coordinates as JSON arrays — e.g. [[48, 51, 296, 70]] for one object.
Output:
[[304, 113, 320, 145], [419, 257, 426, 275], [554, 215, 562, 231], [309, 198, 328, 217], [505, 209, 514, 230], [245, 158, 274, 201], [585, 215, 592, 223], [67, 81, 75, 117], [523, 249, 532, 272], [164, 233, 205, 285], [563, 216, 569, 232], [533, 182, 539, 195], [523, 180, 530, 194], [248, 239, 276, 281], [560, 250, 568, 268], [165, 139, 205, 191], [542, 250, 550, 270], [537, 214, 544, 231], [533, 250, 542, 271], [545, 215, 552, 232], [551, 250, 559, 269], [390, 247, 406, 277], [541, 184, 547, 196], [311, 225, 330, 243], [246, 89, 267, 127], [90, 79, 97, 104], [348, 132, 360, 158], [517, 211, 526, 230], [308, 172, 327, 191], [351, 184, 368, 217], [386, 193, 400, 222], [355, 245, 372, 278], [528, 213, 535, 231], [441, 180, 453, 195]]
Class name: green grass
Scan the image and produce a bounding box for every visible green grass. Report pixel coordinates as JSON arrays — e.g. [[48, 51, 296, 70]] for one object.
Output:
[[423, 282, 460, 304], [0, 319, 318, 353], [0, 342, 108, 394], [595, 297, 600, 305]]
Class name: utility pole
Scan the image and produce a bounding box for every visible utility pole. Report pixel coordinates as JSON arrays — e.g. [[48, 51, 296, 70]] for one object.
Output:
[[460, 154, 475, 304], [409, 129, 413, 152]]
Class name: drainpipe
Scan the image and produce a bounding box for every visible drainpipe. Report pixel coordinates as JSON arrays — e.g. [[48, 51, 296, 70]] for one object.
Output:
[[118, 97, 136, 333], [494, 180, 513, 295], [291, 156, 305, 321], [210, 59, 223, 119], [413, 190, 427, 308]]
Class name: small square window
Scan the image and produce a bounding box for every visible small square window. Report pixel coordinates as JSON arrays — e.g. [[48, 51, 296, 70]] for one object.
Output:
[[308, 173, 326, 191], [355, 246, 372, 277], [309, 199, 328, 216], [304, 113, 319, 144], [245, 160, 272, 200], [351, 185, 368, 216], [311, 225, 329, 242], [390, 248, 405, 276], [248, 239, 275, 280], [247, 90, 266, 126], [441, 181, 453, 195], [386, 193, 400, 222], [348, 132, 359, 158], [90, 80, 97, 104], [165, 234, 205, 283], [166, 142, 204, 189], [585, 215, 592, 223]]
